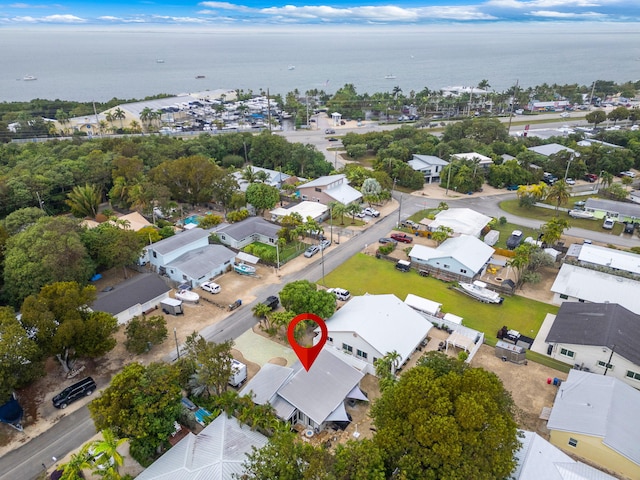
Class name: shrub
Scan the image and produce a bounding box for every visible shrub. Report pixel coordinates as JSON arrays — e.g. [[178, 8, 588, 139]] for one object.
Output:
[[499, 216, 507, 225], [226, 209, 249, 223], [378, 244, 395, 255]]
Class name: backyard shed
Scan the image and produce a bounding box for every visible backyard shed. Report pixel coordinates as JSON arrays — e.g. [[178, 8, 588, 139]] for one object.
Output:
[[495, 340, 527, 364]]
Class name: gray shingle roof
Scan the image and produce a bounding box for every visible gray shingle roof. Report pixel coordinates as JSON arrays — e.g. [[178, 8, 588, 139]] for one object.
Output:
[[545, 303, 640, 365], [585, 198, 640, 219], [91, 273, 170, 315], [218, 217, 280, 241]]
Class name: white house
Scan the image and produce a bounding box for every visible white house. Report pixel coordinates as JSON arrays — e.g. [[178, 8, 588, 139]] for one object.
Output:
[[544, 302, 640, 388], [239, 349, 367, 432], [584, 198, 640, 222], [146, 228, 210, 270], [232, 166, 291, 192], [407, 154, 448, 183], [270, 201, 329, 224], [217, 216, 280, 249], [547, 370, 640, 480], [450, 152, 494, 170], [574, 243, 640, 277], [318, 294, 433, 374], [527, 143, 577, 158], [550, 264, 640, 314], [162, 244, 235, 287], [90, 273, 170, 324], [409, 235, 495, 279], [428, 207, 492, 238], [513, 430, 617, 480], [135, 414, 267, 480]]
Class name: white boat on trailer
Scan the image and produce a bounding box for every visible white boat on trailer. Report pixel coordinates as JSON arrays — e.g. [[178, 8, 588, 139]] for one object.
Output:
[[234, 263, 256, 275], [175, 289, 200, 303], [458, 280, 503, 304]]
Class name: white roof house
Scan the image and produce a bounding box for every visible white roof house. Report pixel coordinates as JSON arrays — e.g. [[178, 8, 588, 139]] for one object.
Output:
[[513, 430, 617, 480], [408, 154, 448, 183], [551, 264, 640, 314], [296, 174, 362, 205], [239, 349, 366, 432], [428, 208, 492, 238], [547, 370, 640, 479], [577, 243, 640, 276], [528, 143, 577, 157], [409, 235, 495, 279], [451, 152, 494, 168], [270, 201, 329, 223], [135, 414, 267, 480], [232, 166, 291, 192], [319, 294, 433, 371]]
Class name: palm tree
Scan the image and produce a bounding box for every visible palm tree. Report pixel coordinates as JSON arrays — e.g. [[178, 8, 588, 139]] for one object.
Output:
[[329, 201, 348, 226], [541, 217, 570, 246], [240, 166, 259, 183], [113, 107, 126, 130], [546, 180, 571, 211], [98, 120, 109, 135], [140, 107, 153, 131], [105, 111, 115, 130], [59, 447, 92, 480], [346, 203, 361, 225], [88, 428, 127, 478], [66, 183, 101, 218], [129, 120, 141, 134], [600, 171, 614, 189]]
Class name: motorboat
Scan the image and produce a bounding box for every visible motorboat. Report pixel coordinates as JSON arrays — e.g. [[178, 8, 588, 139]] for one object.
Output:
[[288, 65, 295, 70], [233, 263, 256, 275], [384, 74, 396, 79], [195, 75, 205, 79], [175, 289, 200, 303], [156, 59, 165, 63], [458, 280, 503, 304], [568, 209, 595, 219], [23, 75, 37, 81]]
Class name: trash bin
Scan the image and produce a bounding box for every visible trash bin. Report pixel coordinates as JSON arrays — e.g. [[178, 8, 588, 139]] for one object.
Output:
[[547, 378, 552, 384], [553, 377, 559, 386]]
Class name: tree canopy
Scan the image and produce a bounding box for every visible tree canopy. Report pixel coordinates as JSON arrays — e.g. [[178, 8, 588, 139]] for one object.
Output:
[[279, 280, 337, 319], [245, 182, 280, 214], [371, 357, 519, 479]]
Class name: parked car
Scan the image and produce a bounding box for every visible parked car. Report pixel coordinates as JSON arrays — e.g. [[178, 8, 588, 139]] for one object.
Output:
[[261, 296, 279, 311], [363, 207, 380, 217], [401, 220, 418, 229], [52, 377, 96, 409], [378, 237, 398, 245], [356, 210, 367, 218], [602, 217, 615, 230], [200, 281, 221, 294], [506, 230, 524, 250], [395, 260, 411, 272], [319, 239, 331, 250], [390, 233, 413, 243], [304, 245, 320, 257], [620, 171, 636, 178], [327, 287, 350, 301], [624, 222, 637, 234], [584, 173, 598, 182], [327, 137, 339, 142], [505, 184, 520, 191], [565, 178, 576, 185], [325, 128, 335, 134]]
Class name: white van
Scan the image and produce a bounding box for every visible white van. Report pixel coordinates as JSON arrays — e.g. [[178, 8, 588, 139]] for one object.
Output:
[[327, 287, 351, 302]]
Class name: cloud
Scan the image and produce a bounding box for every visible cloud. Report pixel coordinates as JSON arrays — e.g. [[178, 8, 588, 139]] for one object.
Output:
[[486, 0, 606, 7], [9, 13, 84, 23], [528, 9, 607, 17], [199, 1, 252, 12]]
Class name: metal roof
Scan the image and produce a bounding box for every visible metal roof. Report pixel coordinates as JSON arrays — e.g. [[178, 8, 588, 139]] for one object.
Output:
[[238, 363, 294, 405], [578, 243, 640, 275], [410, 154, 449, 167], [298, 174, 346, 189], [547, 370, 640, 467], [277, 349, 364, 426], [545, 302, 640, 366], [91, 273, 169, 316], [528, 143, 577, 157], [150, 228, 209, 256], [324, 294, 432, 366], [409, 234, 494, 274], [550, 264, 640, 315], [430, 208, 492, 236], [167, 245, 235, 280], [135, 414, 267, 480], [584, 198, 640, 219]]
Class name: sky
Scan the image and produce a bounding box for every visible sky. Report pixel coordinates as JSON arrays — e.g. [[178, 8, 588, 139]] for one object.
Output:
[[0, 0, 637, 26]]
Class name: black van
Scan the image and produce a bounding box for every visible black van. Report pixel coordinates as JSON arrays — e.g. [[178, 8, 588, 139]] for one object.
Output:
[[52, 377, 96, 409], [395, 260, 411, 272]]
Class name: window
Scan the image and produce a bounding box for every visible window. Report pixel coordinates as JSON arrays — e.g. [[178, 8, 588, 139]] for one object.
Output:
[[559, 294, 569, 299], [597, 360, 613, 370], [560, 348, 575, 359], [342, 343, 353, 353], [443, 264, 450, 269], [568, 438, 578, 448], [627, 370, 640, 381], [315, 187, 322, 193], [356, 349, 368, 359], [301, 195, 308, 200], [460, 269, 467, 274], [328, 337, 333, 343], [152, 251, 157, 258]]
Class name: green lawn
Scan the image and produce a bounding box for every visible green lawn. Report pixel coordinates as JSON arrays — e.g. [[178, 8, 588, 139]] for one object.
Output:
[[324, 254, 558, 346], [499, 199, 625, 236]]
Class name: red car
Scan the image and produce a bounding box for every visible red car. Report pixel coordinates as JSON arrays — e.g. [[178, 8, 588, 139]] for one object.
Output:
[[390, 233, 413, 243], [584, 173, 598, 183]]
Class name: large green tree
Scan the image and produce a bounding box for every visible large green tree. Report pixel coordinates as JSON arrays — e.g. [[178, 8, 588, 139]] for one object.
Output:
[[3, 216, 94, 306], [0, 307, 43, 399], [20, 282, 117, 371], [279, 280, 336, 319], [150, 155, 220, 206], [2, 207, 46, 235], [245, 182, 280, 214], [89, 362, 182, 454], [371, 359, 519, 479], [81, 222, 143, 277], [124, 314, 168, 355], [183, 333, 234, 398]]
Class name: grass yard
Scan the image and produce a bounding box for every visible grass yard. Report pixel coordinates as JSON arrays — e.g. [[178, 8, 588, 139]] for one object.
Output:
[[324, 253, 558, 346], [499, 199, 626, 236]]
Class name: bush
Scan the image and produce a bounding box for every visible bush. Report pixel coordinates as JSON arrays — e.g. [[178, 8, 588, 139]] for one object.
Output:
[[378, 244, 395, 255], [129, 438, 160, 468], [499, 216, 507, 225], [125, 315, 168, 354], [226, 209, 249, 223]]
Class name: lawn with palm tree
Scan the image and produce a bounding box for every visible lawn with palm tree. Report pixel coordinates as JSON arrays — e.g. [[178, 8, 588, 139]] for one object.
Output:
[[324, 254, 557, 348]]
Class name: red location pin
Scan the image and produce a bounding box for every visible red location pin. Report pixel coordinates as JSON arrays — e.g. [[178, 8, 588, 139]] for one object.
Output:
[[287, 312, 328, 372]]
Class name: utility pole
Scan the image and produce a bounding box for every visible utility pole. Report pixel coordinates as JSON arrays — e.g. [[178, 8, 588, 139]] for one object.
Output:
[[397, 193, 402, 227], [267, 88, 272, 132], [174, 328, 180, 359], [604, 344, 615, 376], [35, 191, 45, 213], [506, 79, 519, 135]]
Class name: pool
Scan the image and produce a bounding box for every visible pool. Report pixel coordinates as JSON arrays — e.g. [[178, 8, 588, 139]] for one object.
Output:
[[194, 407, 213, 426], [184, 214, 201, 225]]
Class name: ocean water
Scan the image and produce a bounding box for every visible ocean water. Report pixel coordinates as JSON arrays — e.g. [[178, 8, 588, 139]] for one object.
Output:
[[2, 23, 639, 103]]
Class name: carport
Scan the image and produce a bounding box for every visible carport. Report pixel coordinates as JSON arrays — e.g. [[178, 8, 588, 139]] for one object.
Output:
[[236, 252, 259, 265]]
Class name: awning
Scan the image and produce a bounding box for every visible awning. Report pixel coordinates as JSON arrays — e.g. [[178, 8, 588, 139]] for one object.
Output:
[[326, 402, 350, 422], [488, 257, 507, 267], [346, 385, 369, 402], [236, 252, 259, 265]]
